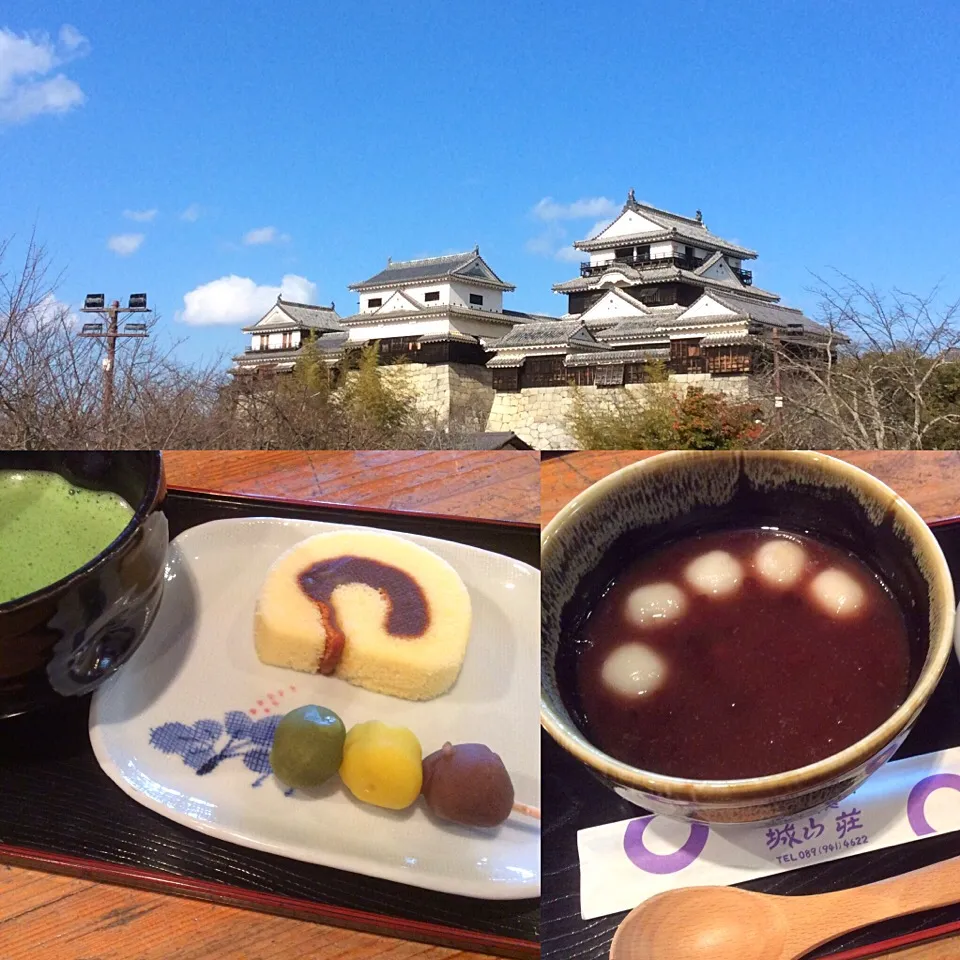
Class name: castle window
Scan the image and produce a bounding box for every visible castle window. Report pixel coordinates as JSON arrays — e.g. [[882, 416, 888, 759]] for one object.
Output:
[[521, 356, 568, 388], [705, 345, 752, 374], [367, 297, 382, 308], [671, 338, 704, 374], [595, 364, 625, 387], [492, 367, 520, 392], [424, 291, 440, 302], [469, 293, 484, 306]]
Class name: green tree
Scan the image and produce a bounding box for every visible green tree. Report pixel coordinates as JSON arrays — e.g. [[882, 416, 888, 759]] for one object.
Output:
[[341, 344, 416, 441], [569, 377, 761, 451]]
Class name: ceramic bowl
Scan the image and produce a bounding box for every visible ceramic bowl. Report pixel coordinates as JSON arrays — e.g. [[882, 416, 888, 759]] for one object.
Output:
[[0, 451, 168, 718], [541, 451, 956, 824]]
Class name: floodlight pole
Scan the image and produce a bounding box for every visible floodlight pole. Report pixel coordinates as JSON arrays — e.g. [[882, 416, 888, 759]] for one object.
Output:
[[78, 297, 151, 432], [103, 300, 119, 420]]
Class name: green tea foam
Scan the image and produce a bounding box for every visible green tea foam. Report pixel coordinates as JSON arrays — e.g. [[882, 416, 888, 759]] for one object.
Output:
[[0, 470, 135, 604]]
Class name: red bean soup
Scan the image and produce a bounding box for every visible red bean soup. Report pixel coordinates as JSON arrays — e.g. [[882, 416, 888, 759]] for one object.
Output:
[[572, 528, 911, 780]]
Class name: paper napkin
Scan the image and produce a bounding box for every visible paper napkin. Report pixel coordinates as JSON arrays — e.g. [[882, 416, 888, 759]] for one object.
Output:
[[578, 746, 960, 919]]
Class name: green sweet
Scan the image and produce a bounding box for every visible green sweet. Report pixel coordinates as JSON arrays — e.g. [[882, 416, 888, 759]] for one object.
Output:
[[270, 705, 346, 789]]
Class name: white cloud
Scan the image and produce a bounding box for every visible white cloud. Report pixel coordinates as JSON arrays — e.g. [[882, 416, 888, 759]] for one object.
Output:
[[554, 245, 583, 263], [243, 226, 290, 246], [531, 196, 618, 222], [123, 208, 157, 223], [17, 293, 78, 333], [107, 233, 144, 256], [525, 222, 586, 263], [178, 274, 318, 326], [585, 217, 614, 240], [57, 24, 89, 54], [0, 24, 90, 125], [524, 234, 557, 257], [180, 203, 202, 222], [526, 197, 618, 262]]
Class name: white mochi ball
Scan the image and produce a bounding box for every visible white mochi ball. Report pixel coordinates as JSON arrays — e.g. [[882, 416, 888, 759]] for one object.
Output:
[[601, 642, 667, 698], [754, 538, 807, 589], [809, 568, 866, 618], [625, 583, 688, 628], [684, 550, 743, 598]]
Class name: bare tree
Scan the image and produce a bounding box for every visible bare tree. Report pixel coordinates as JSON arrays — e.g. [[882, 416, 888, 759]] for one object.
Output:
[[0, 233, 230, 449], [760, 273, 960, 450], [0, 233, 526, 450]]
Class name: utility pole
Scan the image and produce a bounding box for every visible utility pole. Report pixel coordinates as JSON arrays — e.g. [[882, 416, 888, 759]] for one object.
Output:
[[78, 293, 151, 431]]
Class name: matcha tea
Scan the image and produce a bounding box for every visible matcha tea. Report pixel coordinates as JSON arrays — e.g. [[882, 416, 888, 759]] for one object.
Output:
[[0, 470, 135, 604]]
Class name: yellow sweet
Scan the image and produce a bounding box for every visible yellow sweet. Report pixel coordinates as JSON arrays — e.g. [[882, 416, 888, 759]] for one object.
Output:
[[339, 720, 423, 810]]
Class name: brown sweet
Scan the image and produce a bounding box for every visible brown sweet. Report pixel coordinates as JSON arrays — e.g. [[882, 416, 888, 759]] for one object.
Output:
[[421, 742, 514, 828]]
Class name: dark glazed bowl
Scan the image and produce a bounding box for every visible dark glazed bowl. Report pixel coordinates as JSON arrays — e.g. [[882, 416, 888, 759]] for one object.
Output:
[[541, 451, 956, 824], [0, 451, 168, 718]]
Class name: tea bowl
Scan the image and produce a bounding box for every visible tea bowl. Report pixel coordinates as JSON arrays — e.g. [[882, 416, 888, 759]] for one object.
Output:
[[541, 451, 955, 824], [0, 451, 168, 718]]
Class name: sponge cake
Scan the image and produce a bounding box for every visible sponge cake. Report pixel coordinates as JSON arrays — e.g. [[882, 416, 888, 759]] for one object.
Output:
[[254, 530, 472, 700]]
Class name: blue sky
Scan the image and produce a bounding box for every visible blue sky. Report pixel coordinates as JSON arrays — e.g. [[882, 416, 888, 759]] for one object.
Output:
[[2, 0, 959, 368]]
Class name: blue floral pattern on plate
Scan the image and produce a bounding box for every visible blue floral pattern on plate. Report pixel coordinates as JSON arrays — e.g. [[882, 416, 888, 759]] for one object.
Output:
[[150, 710, 288, 789]]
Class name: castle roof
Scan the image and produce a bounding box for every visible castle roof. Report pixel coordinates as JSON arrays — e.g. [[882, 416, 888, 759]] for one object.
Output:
[[574, 192, 758, 259], [553, 263, 780, 301], [242, 298, 343, 334], [695, 291, 830, 338], [349, 249, 515, 292]]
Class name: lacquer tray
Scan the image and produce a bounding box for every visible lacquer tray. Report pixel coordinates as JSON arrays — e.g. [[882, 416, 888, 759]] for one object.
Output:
[[0, 489, 540, 959], [542, 517, 960, 960]]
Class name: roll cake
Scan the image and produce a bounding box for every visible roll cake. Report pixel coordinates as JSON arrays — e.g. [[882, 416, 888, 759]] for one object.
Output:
[[254, 530, 472, 700]]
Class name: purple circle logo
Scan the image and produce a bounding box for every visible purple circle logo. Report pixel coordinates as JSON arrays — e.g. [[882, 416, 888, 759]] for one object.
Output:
[[623, 816, 710, 874], [907, 773, 960, 836]]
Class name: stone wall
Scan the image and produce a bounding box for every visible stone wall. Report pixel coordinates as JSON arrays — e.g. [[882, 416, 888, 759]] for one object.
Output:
[[448, 364, 495, 429], [485, 375, 751, 450], [378, 362, 494, 428], [378, 361, 750, 448], [486, 387, 580, 449]]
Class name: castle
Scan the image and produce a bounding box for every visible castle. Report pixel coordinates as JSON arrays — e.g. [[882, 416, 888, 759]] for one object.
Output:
[[231, 192, 831, 448]]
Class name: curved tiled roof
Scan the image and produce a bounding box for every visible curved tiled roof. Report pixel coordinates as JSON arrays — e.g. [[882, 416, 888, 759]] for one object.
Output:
[[575, 194, 758, 259], [553, 266, 780, 302], [242, 298, 343, 334], [349, 250, 515, 292], [564, 347, 671, 366], [339, 303, 531, 328], [491, 318, 600, 349], [700, 291, 830, 337]]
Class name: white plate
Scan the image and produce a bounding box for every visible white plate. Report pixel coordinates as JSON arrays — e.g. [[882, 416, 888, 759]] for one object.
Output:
[[89, 517, 540, 900]]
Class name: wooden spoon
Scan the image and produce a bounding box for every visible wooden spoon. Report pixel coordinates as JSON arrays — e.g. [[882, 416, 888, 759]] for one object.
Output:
[[610, 855, 960, 960]]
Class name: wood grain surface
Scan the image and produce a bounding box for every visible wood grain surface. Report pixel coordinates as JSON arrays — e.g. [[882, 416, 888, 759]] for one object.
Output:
[[0, 450, 541, 960], [0, 864, 494, 960], [163, 450, 541, 525], [541, 451, 960, 527]]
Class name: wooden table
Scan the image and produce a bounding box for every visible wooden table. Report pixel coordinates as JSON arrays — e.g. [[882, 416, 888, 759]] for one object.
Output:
[[541, 451, 960, 526], [163, 450, 541, 526], [0, 450, 540, 960]]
